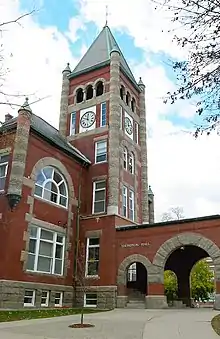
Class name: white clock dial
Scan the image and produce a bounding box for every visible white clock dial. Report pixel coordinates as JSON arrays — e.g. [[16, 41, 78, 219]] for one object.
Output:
[[80, 111, 96, 128], [124, 117, 133, 135]]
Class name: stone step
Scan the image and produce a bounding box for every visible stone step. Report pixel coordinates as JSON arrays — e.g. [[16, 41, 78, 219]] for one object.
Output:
[[126, 302, 145, 309]]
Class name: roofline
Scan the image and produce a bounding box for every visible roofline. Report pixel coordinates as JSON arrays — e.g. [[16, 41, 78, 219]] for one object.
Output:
[[116, 214, 220, 231]]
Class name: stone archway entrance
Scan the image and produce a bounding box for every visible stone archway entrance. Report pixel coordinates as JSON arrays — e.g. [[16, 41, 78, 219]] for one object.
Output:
[[116, 254, 153, 308], [153, 232, 220, 310]]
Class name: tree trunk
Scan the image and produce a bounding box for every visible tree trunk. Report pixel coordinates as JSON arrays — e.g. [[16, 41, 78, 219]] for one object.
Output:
[[80, 306, 84, 325]]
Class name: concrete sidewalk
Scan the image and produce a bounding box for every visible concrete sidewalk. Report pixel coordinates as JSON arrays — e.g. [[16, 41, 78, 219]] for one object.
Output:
[[0, 308, 218, 338]]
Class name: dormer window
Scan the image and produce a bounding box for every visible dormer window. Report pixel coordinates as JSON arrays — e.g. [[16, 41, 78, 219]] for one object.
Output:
[[96, 81, 104, 96], [76, 88, 83, 103], [86, 85, 93, 100]]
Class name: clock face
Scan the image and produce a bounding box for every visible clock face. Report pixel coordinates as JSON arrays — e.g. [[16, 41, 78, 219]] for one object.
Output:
[[80, 111, 96, 128], [124, 117, 133, 135]]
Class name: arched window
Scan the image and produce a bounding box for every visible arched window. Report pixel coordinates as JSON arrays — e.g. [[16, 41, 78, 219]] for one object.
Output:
[[120, 85, 125, 100], [123, 147, 128, 170], [86, 85, 93, 100], [126, 91, 131, 106], [76, 88, 83, 103], [128, 152, 134, 174], [96, 81, 104, 96], [131, 98, 136, 112], [34, 166, 68, 208]]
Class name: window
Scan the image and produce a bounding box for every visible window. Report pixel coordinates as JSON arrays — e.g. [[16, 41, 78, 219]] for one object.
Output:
[[34, 166, 68, 208], [120, 107, 123, 130], [41, 291, 49, 307], [120, 85, 125, 100], [76, 88, 83, 103], [27, 225, 65, 275], [86, 238, 100, 276], [84, 293, 97, 307], [0, 154, 9, 191], [95, 140, 107, 163], [86, 85, 93, 100], [127, 263, 137, 282], [24, 290, 35, 307], [92, 181, 106, 214], [126, 91, 130, 106], [131, 98, 136, 112], [100, 102, 107, 127], [70, 112, 76, 135], [134, 122, 139, 144], [96, 81, 104, 96], [122, 186, 127, 217], [123, 147, 127, 170], [129, 189, 135, 221], [128, 153, 134, 174], [54, 292, 63, 307]]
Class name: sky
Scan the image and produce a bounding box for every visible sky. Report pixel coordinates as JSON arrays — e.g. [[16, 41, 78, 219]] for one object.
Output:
[[1, 0, 220, 221]]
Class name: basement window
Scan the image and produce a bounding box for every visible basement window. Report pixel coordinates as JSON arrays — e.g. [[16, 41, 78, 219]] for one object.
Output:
[[84, 293, 97, 307], [24, 290, 35, 307]]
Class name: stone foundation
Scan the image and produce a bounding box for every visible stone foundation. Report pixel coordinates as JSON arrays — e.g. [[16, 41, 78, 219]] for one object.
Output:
[[145, 295, 168, 309], [75, 285, 117, 310], [0, 280, 73, 309], [116, 295, 128, 308], [214, 294, 220, 310]]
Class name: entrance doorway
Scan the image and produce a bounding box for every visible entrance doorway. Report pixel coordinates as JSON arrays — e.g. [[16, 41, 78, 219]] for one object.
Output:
[[164, 245, 215, 307], [126, 262, 147, 299]]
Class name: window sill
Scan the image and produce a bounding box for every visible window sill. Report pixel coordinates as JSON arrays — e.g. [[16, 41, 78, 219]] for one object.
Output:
[[26, 270, 64, 278], [93, 161, 107, 165], [34, 195, 68, 210], [84, 304, 97, 308], [85, 275, 100, 280]]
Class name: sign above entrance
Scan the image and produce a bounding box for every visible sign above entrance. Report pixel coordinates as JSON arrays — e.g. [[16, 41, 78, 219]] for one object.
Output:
[[120, 242, 150, 248]]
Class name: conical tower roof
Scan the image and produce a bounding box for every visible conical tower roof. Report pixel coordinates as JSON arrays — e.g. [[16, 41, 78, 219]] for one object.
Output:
[[69, 25, 138, 88]]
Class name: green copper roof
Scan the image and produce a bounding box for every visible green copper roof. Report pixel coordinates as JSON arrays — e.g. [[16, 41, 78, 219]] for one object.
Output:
[[70, 25, 138, 86]]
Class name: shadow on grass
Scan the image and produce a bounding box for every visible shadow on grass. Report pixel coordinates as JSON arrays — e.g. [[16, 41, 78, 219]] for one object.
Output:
[[212, 314, 220, 336]]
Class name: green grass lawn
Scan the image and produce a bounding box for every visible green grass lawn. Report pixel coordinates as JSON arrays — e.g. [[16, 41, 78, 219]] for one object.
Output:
[[0, 308, 107, 323], [212, 314, 220, 336]]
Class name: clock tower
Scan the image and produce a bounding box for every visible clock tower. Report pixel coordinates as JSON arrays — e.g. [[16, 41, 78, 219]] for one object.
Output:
[[59, 25, 153, 224]]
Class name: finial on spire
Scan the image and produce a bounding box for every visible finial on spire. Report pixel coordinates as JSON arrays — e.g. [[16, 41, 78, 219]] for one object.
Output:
[[18, 97, 32, 113], [62, 62, 71, 74], [105, 5, 109, 26]]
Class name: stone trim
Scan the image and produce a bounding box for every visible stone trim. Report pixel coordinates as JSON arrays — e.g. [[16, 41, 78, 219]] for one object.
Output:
[[153, 232, 220, 281], [93, 134, 108, 142], [25, 215, 67, 234], [0, 147, 11, 155], [92, 175, 107, 181], [68, 92, 110, 112], [23, 176, 34, 188], [120, 99, 140, 123], [85, 230, 102, 238], [68, 126, 108, 141]]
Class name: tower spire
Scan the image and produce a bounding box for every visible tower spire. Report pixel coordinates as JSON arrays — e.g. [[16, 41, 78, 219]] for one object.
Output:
[[105, 5, 109, 26]]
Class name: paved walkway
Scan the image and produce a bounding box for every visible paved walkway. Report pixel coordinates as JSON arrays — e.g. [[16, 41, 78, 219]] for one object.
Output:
[[0, 308, 218, 338]]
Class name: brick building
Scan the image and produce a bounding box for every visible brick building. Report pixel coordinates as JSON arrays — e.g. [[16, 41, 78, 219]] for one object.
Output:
[[0, 25, 220, 310]]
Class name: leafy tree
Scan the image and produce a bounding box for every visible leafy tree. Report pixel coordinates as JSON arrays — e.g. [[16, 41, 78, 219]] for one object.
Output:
[[161, 206, 184, 221], [190, 259, 215, 301], [164, 270, 178, 302], [153, 0, 220, 136]]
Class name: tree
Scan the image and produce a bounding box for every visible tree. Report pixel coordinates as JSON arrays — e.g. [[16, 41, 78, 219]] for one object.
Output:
[[164, 270, 178, 302], [190, 259, 215, 301], [161, 206, 184, 221], [153, 0, 220, 136]]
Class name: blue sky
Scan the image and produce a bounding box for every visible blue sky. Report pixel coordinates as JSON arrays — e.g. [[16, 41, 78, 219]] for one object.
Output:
[[1, 0, 220, 220]]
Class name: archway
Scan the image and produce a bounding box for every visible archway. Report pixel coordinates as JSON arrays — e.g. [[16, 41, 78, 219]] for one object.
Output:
[[153, 233, 220, 309], [127, 262, 148, 298]]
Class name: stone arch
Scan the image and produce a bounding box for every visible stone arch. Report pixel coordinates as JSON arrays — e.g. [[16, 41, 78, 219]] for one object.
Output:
[[94, 78, 106, 93], [30, 157, 75, 202], [153, 232, 220, 281], [117, 254, 153, 285], [73, 84, 86, 96]]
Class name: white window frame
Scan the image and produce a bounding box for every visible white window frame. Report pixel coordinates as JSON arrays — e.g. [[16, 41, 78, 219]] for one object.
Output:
[[24, 290, 35, 307], [135, 122, 139, 144], [26, 226, 65, 276], [54, 292, 63, 307], [128, 153, 134, 174], [92, 181, 106, 214], [123, 147, 128, 170], [122, 186, 128, 218], [85, 237, 100, 277], [95, 140, 107, 164], [127, 263, 137, 282], [100, 102, 107, 127], [84, 293, 98, 308], [70, 111, 76, 135], [0, 154, 9, 192], [129, 189, 135, 221], [41, 291, 50, 307]]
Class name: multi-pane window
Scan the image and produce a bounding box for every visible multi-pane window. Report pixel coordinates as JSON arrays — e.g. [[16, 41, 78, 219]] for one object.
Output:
[[129, 189, 135, 221], [100, 102, 107, 127], [122, 186, 127, 217], [34, 166, 68, 208], [123, 147, 127, 170], [92, 181, 106, 214], [86, 238, 100, 276], [27, 225, 65, 275], [70, 112, 76, 135], [54, 292, 63, 307], [0, 154, 9, 191], [41, 291, 49, 307], [24, 290, 35, 307], [95, 140, 107, 163], [84, 293, 97, 307], [127, 263, 137, 282], [128, 153, 134, 174], [134, 122, 139, 144]]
